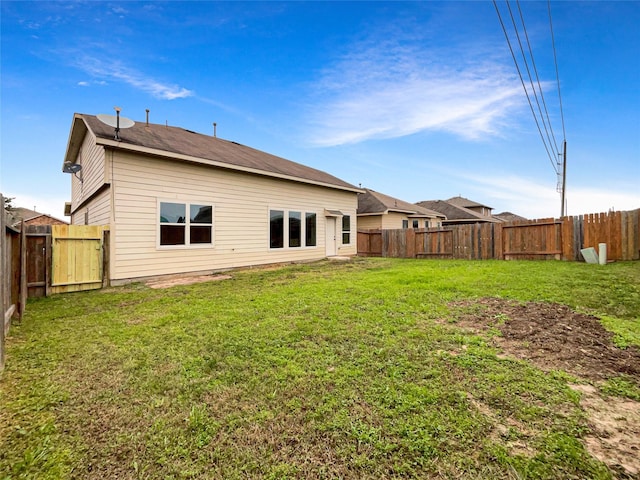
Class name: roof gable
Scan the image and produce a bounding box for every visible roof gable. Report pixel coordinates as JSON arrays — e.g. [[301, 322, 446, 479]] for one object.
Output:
[[446, 195, 492, 210], [65, 114, 360, 193], [494, 211, 528, 222]]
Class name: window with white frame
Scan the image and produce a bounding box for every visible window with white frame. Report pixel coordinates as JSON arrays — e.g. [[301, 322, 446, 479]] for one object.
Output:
[[270, 209, 317, 249], [289, 211, 301, 247], [159, 201, 213, 247], [341, 215, 351, 244], [305, 212, 317, 247]]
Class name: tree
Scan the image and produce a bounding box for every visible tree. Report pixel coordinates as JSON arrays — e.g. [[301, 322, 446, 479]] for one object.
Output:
[[3, 196, 15, 211]]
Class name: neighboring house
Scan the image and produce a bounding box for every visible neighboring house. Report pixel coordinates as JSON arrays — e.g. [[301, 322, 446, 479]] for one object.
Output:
[[415, 200, 501, 225], [9, 207, 68, 227], [62, 113, 361, 285], [357, 188, 445, 229], [445, 196, 493, 217], [493, 211, 528, 223]]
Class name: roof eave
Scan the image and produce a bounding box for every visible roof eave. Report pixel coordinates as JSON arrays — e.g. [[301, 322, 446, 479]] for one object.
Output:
[[62, 114, 90, 169], [407, 213, 446, 219]]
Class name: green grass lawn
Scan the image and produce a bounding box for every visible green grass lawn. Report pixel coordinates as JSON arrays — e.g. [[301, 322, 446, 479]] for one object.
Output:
[[1, 258, 639, 479]]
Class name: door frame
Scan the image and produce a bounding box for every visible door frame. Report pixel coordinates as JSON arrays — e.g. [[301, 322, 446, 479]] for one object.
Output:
[[325, 217, 337, 257]]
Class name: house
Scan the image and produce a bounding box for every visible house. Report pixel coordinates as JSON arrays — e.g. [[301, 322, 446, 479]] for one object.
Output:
[[493, 211, 528, 223], [445, 196, 493, 218], [9, 207, 68, 227], [434, 196, 527, 224], [62, 113, 362, 285], [415, 199, 501, 225], [357, 188, 445, 229]]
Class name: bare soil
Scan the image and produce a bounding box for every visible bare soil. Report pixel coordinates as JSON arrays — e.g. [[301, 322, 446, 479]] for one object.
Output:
[[145, 274, 232, 289], [450, 298, 640, 479]]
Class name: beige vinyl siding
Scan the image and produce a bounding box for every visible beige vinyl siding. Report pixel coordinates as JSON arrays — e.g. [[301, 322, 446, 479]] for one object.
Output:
[[71, 187, 111, 226], [357, 215, 382, 230], [381, 212, 409, 229], [110, 151, 357, 281], [71, 132, 106, 210]]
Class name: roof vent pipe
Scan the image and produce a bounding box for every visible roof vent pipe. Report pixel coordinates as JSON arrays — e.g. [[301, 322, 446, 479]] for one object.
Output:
[[114, 106, 122, 140], [213, 122, 217, 138], [145, 109, 150, 127]]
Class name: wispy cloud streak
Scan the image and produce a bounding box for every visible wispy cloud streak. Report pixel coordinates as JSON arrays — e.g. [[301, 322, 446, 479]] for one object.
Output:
[[304, 33, 530, 146], [73, 55, 193, 100], [452, 172, 640, 218]]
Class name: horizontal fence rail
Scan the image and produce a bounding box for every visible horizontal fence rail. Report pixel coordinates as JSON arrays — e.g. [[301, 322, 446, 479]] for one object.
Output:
[[357, 209, 640, 262]]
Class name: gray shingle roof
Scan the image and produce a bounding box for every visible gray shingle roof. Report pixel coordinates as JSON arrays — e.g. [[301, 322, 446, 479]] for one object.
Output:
[[415, 200, 500, 223], [446, 195, 493, 210], [493, 211, 528, 222], [358, 189, 445, 217], [73, 114, 360, 192]]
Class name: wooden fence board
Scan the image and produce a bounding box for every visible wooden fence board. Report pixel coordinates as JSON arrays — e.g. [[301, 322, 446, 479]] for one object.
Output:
[[629, 209, 640, 260], [50, 225, 105, 294], [416, 229, 454, 258], [1, 195, 6, 371], [26, 233, 48, 298], [356, 209, 639, 262]]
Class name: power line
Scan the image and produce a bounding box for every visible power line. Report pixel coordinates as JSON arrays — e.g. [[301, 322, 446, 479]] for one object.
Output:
[[504, 0, 560, 163], [493, 0, 559, 174], [548, 0, 566, 141], [547, 0, 568, 216], [516, 0, 560, 154]]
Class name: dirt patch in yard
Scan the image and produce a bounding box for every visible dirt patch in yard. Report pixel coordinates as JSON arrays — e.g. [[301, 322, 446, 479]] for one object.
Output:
[[145, 274, 232, 289], [449, 298, 640, 479]]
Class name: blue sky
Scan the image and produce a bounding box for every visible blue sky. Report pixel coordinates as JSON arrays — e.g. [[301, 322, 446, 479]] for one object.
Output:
[[1, 1, 639, 220]]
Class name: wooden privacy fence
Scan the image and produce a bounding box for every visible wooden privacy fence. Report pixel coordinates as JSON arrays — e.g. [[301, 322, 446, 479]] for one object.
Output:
[[5, 223, 109, 301], [1, 194, 23, 371], [1, 200, 108, 371], [358, 209, 640, 262], [51, 225, 106, 294]]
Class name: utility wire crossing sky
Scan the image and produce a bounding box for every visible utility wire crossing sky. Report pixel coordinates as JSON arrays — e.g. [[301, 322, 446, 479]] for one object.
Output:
[[1, 1, 639, 220]]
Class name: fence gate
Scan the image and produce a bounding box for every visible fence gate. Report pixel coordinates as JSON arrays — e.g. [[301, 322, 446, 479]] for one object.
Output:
[[51, 225, 105, 294], [26, 228, 51, 298]]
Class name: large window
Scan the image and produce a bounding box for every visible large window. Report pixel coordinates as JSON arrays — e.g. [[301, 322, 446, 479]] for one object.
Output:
[[305, 213, 317, 247], [342, 215, 351, 245], [289, 211, 301, 247], [159, 201, 213, 247], [270, 210, 284, 248], [270, 209, 317, 249]]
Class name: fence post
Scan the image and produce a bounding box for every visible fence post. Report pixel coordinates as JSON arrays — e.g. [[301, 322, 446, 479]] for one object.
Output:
[[495, 222, 503, 259], [102, 228, 110, 287], [1, 193, 6, 372], [19, 221, 27, 318], [406, 228, 416, 258]]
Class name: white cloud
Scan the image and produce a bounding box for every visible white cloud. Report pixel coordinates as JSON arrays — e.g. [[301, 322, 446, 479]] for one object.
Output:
[[304, 33, 530, 147], [454, 173, 640, 219], [73, 55, 193, 100], [5, 191, 69, 221], [77, 81, 89, 86]]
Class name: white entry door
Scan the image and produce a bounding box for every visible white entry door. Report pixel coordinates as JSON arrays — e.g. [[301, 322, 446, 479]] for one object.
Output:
[[325, 217, 337, 256]]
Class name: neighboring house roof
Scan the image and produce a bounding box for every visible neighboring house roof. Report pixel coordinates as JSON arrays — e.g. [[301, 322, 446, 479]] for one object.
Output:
[[10, 207, 40, 221], [446, 196, 493, 210], [494, 211, 528, 223], [415, 200, 501, 224], [64, 113, 361, 193], [8, 207, 68, 227], [358, 189, 445, 218]]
